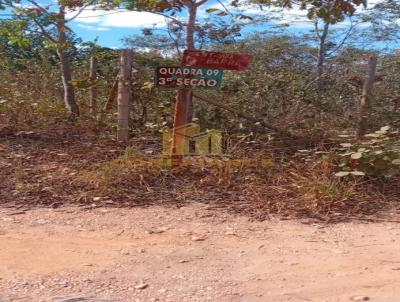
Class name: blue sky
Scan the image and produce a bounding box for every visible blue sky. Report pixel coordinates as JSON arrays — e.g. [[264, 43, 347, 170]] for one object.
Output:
[[64, 0, 382, 48], [1, 0, 395, 49], [65, 8, 167, 48], [71, 25, 142, 48]]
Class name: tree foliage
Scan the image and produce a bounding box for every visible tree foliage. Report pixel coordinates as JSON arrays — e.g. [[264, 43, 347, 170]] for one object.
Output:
[[251, 0, 367, 23]]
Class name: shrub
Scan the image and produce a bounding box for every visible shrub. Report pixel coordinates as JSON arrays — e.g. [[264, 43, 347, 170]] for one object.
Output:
[[335, 126, 400, 178]]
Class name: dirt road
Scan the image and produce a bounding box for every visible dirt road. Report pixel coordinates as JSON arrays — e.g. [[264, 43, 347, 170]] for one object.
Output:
[[0, 204, 399, 302]]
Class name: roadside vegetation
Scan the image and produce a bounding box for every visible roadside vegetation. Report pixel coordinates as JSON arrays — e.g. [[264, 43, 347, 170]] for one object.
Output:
[[0, 0, 399, 222]]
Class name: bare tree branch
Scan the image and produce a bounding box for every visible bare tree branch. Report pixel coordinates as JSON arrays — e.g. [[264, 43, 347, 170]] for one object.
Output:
[[216, 0, 233, 16], [66, 0, 97, 22], [151, 11, 185, 27], [30, 16, 57, 43], [325, 17, 360, 57], [196, 0, 208, 7], [25, 0, 48, 14], [314, 19, 321, 39], [166, 20, 183, 57]]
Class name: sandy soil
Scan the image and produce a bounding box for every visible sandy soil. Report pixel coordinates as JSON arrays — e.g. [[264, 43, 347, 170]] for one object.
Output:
[[0, 204, 399, 302]]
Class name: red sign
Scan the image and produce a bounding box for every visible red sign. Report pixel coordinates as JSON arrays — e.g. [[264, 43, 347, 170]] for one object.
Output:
[[182, 50, 252, 71]]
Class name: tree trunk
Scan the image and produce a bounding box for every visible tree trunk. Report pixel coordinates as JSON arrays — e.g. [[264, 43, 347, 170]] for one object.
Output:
[[171, 88, 193, 165], [89, 56, 97, 116], [170, 0, 207, 166], [117, 49, 133, 142], [186, 3, 196, 50], [357, 55, 377, 140], [181, 1, 197, 123], [316, 21, 329, 91], [56, 7, 79, 116]]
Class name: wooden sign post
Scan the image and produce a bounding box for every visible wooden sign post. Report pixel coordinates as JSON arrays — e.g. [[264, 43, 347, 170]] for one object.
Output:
[[171, 88, 192, 166], [159, 50, 252, 167], [89, 56, 97, 117], [154, 66, 223, 166], [117, 49, 133, 142]]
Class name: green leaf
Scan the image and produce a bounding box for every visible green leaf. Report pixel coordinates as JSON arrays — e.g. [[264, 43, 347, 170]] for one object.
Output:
[[206, 8, 220, 13], [141, 81, 154, 89], [69, 79, 96, 89]]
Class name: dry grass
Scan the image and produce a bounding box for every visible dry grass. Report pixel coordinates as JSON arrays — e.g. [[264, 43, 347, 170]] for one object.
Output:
[[1, 120, 399, 223], [82, 150, 400, 222]]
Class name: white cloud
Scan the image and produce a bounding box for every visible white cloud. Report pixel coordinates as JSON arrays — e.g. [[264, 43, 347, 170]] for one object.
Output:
[[66, 0, 391, 32], [76, 23, 110, 31], [67, 7, 167, 29], [102, 11, 166, 28]]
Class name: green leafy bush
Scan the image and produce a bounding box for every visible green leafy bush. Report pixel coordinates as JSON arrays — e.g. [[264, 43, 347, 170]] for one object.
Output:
[[335, 126, 400, 178]]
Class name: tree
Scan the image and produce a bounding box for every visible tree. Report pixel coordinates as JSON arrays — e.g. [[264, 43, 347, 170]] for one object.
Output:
[[0, 0, 96, 116], [312, 14, 360, 90], [357, 55, 377, 139], [246, 0, 367, 23], [123, 0, 241, 122], [123, 18, 241, 57], [0, 19, 57, 66], [361, 0, 400, 50], [250, 0, 367, 89]]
